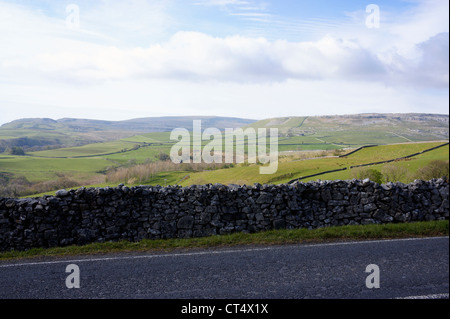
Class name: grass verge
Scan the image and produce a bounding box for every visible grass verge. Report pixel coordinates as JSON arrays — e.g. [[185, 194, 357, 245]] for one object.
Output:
[[0, 220, 448, 261]]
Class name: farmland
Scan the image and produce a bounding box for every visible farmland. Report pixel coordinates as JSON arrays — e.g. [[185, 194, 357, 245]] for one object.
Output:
[[2, 140, 446, 199], [0, 113, 448, 198], [174, 142, 449, 187]]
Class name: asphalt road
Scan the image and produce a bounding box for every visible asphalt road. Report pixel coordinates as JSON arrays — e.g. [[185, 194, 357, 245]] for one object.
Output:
[[0, 237, 448, 300]]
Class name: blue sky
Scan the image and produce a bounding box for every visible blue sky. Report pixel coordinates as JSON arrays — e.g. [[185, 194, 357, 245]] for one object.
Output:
[[0, 0, 448, 124]]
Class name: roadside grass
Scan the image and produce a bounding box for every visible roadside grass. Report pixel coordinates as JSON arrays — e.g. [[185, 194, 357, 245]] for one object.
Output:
[[1, 220, 447, 261]]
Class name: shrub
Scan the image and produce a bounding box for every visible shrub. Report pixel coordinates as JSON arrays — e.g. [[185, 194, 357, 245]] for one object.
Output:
[[158, 152, 171, 162], [0, 176, 31, 197], [381, 164, 408, 183], [0, 174, 89, 198], [9, 146, 25, 156], [104, 159, 234, 185], [333, 149, 345, 156], [351, 167, 384, 184], [416, 160, 449, 181]]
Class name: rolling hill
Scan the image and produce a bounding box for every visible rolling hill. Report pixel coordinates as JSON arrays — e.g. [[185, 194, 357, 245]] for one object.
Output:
[[246, 113, 449, 145], [1, 113, 448, 154], [0, 116, 257, 152], [11, 141, 449, 199], [1, 112, 448, 198]]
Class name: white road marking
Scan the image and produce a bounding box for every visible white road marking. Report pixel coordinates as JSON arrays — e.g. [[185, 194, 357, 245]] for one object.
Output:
[[0, 236, 448, 268], [395, 293, 449, 299]]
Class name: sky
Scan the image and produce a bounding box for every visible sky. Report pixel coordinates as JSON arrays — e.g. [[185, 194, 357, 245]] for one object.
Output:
[[0, 0, 448, 125]]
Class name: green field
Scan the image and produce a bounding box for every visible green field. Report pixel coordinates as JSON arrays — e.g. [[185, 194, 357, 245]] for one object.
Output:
[[2, 134, 448, 198], [313, 144, 449, 183], [0, 155, 112, 182], [29, 141, 145, 158], [160, 142, 447, 186], [120, 132, 173, 143], [24, 141, 443, 192]]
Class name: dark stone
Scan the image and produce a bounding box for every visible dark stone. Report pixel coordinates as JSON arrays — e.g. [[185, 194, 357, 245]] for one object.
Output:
[[273, 219, 285, 230], [177, 216, 194, 229], [256, 193, 273, 204], [55, 189, 70, 197]]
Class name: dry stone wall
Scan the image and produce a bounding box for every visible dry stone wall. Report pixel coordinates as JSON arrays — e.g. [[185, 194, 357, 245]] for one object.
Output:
[[0, 178, 448, 251]]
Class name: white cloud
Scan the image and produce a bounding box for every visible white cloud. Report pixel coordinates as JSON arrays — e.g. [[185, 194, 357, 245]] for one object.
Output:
[[389, 0, 449, 52], [4, 29, 445, 89], [194, 0, 247, 4], [0, 0, 448, 125], [1, 0, 447, 89], [385, 32, 449, 88]]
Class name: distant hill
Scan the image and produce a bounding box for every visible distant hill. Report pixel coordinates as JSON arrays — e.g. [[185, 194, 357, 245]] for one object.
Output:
[[246, 113, 449, 145], [53, 116, 257, 132], [1, 116, 256, 132], [1, 113, 448, 153], [0, 116, 257, 152]]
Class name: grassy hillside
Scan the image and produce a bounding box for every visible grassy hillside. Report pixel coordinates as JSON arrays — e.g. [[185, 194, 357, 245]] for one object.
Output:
[[248, 113, 449, 146], [16, 141, 448, 199], [0, 155, 111, 183], [171, 142, 449, 186], [314, 144, 449, 182], [0, 116, 256, 153], [1, 113, 448, 198], [2, 113, 447, 154]]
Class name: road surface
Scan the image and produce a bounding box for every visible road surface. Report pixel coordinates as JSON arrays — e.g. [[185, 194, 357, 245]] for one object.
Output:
[[0, 237, 448, 300]]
